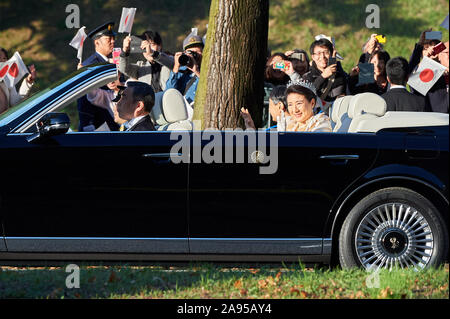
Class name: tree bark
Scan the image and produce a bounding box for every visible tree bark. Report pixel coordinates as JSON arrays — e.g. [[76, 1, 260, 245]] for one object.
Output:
[[193, 0, 269, 130]]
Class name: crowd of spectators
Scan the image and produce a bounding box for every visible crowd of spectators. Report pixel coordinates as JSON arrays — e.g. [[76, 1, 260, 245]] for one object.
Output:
[[0, 21, 449, 133], [244, 30, 449, 132]]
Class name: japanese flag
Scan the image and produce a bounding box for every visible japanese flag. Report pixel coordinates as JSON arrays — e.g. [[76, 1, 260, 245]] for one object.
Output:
[[408, 57, 447, 96], [69, 26, 87, 61], [118, 8, 137, 34], [0, 52, 29, 88]]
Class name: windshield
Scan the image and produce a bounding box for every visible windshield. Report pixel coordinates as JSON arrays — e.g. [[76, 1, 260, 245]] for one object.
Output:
[[0, 66, 99, 127]]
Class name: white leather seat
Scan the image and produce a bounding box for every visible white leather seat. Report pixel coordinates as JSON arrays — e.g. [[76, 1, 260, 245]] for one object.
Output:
[[150, 89, 193, 131], [355, 112, 449, 133], [348, 93, 387, 133], [330, 96, 353, 133]]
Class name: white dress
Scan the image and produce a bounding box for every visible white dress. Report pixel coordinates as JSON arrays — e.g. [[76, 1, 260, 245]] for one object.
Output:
[[287, 113, 332, 132]]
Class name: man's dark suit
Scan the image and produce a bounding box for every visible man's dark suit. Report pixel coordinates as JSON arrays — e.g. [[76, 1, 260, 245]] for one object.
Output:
[[382, 87, 428, 112], [128, 115, 156, 132], [77, 52, 119, 131]]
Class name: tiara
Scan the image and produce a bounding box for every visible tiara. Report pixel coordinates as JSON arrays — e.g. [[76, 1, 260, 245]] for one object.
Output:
[[287, 79, 317, 95]]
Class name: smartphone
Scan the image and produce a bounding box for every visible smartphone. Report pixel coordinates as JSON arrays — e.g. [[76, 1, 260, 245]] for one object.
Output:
[[112, 48, 122, 65], [130, 35, 144, 54], [425, 31, 442, 41], [327, 57, 337, 66], [273, 62, 286, 70], [432, 42, 446, 56], [291, 52, 305, 62], [375, 35, 387, 44]]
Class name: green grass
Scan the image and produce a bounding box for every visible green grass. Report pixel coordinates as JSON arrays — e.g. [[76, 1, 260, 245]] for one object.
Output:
[[0, 263, 448, 299]]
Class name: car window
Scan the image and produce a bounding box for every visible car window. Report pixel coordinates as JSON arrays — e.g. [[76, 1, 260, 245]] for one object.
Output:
[[10, 72, 117, 134], [0, 89, 50, 125], [0, 68, 92, 128], [22, 79, 114, 134]]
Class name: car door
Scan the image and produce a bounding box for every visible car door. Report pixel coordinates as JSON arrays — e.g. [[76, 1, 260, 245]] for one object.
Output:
[[0, 131, 189, 254], [188, 130, 379, 255]]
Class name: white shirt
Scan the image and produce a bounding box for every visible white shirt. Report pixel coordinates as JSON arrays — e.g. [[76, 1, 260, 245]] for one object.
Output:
[[125, 115, 146, 131], [86, 88, 117, 117], [389, 84, 407, 91], [96, 52, 109, 62]]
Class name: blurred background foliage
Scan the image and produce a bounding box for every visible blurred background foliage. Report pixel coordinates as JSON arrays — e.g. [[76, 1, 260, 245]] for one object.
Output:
[[0, 0, 448, 92]]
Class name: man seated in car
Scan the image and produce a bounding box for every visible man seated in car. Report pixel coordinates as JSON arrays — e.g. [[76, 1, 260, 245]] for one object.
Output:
[[114, 81, 156, 131]]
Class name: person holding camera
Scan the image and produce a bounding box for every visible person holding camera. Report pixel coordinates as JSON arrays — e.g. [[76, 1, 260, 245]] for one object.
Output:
[[165, 33, 204, 106], [285, 49, 311, 77], [119, 30, 174, 93], [359, 34, 386, 63], [348, 50, 390, 95], [303, 38, 347, 105], [409, 29, 448, 113]]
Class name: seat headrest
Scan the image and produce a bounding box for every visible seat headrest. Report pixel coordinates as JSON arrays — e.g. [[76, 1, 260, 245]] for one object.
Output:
[[150, 92, 168, 126], [162, 89, 189, 123], [331, 96, 353, 123], [348, 93, 387, 119]]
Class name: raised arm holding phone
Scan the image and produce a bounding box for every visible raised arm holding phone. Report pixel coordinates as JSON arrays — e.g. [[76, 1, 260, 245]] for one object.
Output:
[[118, 30, 173, 93], [303, 38, 347, 103]]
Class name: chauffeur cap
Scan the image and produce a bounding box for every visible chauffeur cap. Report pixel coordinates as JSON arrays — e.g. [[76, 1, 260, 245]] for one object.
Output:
[[88, 22, 117, 40]]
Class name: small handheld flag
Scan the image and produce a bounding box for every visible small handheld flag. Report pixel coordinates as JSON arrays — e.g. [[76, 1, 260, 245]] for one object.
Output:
[[118, 8, 137, 34], [408, 57, 447, 96], [0, 52, 29, 88], [70, 26, 88, 62]]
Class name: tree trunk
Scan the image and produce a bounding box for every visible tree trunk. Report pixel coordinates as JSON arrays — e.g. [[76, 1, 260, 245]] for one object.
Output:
[[193, 0, 269, 130]]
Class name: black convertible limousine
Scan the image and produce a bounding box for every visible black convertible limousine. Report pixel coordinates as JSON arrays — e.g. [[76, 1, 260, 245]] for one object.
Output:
[[0, 64, 448, 270]]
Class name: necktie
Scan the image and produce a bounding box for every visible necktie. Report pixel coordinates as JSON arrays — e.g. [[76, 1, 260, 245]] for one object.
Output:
[[119, 124, 126, 132]]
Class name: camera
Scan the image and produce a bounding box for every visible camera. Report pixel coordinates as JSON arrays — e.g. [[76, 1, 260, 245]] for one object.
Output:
[[179, 50, 200, 68], [425, 31, 442, 41], [432, 42, 446, 56], [130, 35, 144, 54], [273, 62, 286, 70], [327, 57, 337, 66], [291, 52, 305, 62], [375, 34, 387, 44]]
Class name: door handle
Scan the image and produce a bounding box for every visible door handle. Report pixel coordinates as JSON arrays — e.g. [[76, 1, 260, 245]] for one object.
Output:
[[320, 155, 359, 166], [319, 155, 360, 160], [142, 153, 184, 164], [142, 153, 183, 159]]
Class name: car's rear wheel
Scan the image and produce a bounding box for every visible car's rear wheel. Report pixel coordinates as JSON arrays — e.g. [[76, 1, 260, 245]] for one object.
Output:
[[339, 187, 448, 270]]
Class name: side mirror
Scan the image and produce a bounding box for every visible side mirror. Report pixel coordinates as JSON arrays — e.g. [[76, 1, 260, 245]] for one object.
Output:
[[27, 113, 71, 143]]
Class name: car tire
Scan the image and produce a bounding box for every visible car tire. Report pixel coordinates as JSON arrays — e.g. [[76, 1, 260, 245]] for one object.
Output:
[[339, 187, 448, 270]]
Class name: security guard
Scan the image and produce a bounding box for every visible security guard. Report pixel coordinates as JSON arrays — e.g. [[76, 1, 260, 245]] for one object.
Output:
[[77, 22, 119, 131]]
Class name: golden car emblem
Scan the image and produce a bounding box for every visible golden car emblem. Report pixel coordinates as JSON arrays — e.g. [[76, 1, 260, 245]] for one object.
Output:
[[251, 151, 265, 164]]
